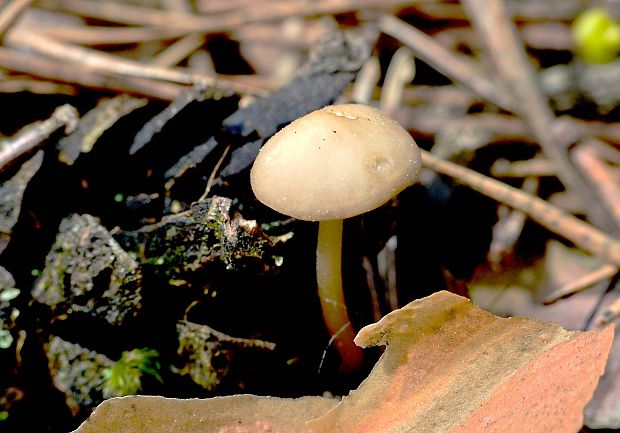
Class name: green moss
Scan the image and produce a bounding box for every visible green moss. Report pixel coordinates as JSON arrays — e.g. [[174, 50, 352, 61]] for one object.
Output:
[[102, 348, 162, 398]]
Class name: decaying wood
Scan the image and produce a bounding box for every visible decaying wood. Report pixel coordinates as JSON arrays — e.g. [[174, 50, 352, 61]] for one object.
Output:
[[32, 214, 143, 325], [0, 104, 78, 171], [0, 151, 43, 254]]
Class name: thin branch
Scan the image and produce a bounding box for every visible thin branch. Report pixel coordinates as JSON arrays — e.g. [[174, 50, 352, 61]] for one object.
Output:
[[199, 144, 231, 202], [6, 31, 266, 95], [41, 0, 415, 31], [487, 176, 539, 267], [37, 24, 188, 45], [0, 0, 33, 40], [420, 149, 620, 266], [462, 0, 619, 234], [0, 46, 185, 100], [0, 104, 78, 171], [544, 263, 619, 305], [395, 108, 620, 148], [490, 157, 556, 178], [572, 138, 620, 226], [378, 14, 517, 111], [0, 76, 75, 95], [149, 33, 206, 68]]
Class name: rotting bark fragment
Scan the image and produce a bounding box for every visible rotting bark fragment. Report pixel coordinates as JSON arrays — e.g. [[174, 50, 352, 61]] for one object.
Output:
[[0, 265, 17, 345], [0, 151, 43, 254], [164, 136, 218, 180], [57, 95, 148, 165], [0, 104, 78, 172], [32, 214, 142, 325], [119, 196, 270, 274], [45, 335, 113, 415], [176, 320, 275, 391], [129, 83, 216, 155], [165, 30, 369, 182]]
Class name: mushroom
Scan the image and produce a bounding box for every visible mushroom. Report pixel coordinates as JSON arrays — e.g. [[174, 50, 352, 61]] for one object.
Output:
[[250, 103, 421, 373]]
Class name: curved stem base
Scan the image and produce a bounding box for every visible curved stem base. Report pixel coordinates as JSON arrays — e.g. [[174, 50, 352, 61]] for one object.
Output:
[[317, 219, 364, 373]]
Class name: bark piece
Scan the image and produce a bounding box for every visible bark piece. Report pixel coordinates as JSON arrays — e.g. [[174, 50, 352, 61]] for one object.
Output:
[[0, 151, 43, 253], [176, 320, 275, 391], [57, 95, 147, 165], [120, 196, 269, 273], [45, 336, 113, 415], [32, 214, 142, 325]]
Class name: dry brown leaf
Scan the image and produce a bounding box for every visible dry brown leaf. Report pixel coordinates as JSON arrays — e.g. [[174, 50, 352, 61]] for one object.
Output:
[[71, 291, 613, 433], [71, 394, 339, 433], [310, 291, 613, 433]]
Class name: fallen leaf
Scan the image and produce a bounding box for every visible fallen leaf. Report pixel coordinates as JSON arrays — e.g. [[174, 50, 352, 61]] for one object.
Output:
[[72, 394, 338, 433], [70, 291, 613, 433], [310, 291, 613, 433]]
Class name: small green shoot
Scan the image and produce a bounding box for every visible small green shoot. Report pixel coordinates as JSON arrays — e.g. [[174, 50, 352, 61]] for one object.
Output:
[[102, 348, 163, 398]]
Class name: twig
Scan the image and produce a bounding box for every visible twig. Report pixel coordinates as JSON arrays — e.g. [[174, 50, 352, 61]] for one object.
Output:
[[199, 144, 231, 202], [149, 33, 206, 68], [37, 24, 187, 45], [487, 176, 539, 267], [462, 0, 619, 234], [0, 46, 185, 100], [420, 149, 620, 266], [378, 14, 517, 111], [408, 0, 589, 22], [519, 22, 573, 51], [41, 0, 414, 31], [544, 263, 619, 305], [150, 0, 205, 69], [434, 22, 573, 52], [572, 138, 620, 226], [594, 291, 620, 326], [396, 108, 620, 148], [0, 104, 78, 171], [0, 0, 33, 40], [162, 0, 192, 13], [196, 0, 262, 14], [490, 157, 556, 178], [0, 76, 75, 95], [6, 31, 266, 95]]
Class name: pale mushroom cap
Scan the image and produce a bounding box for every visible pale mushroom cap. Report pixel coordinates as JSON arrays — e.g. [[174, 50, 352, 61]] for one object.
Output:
[[250, 104, 421, 221]]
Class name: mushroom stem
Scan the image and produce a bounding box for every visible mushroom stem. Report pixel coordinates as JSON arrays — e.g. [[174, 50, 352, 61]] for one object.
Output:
[[316, 219, 364, 373]]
